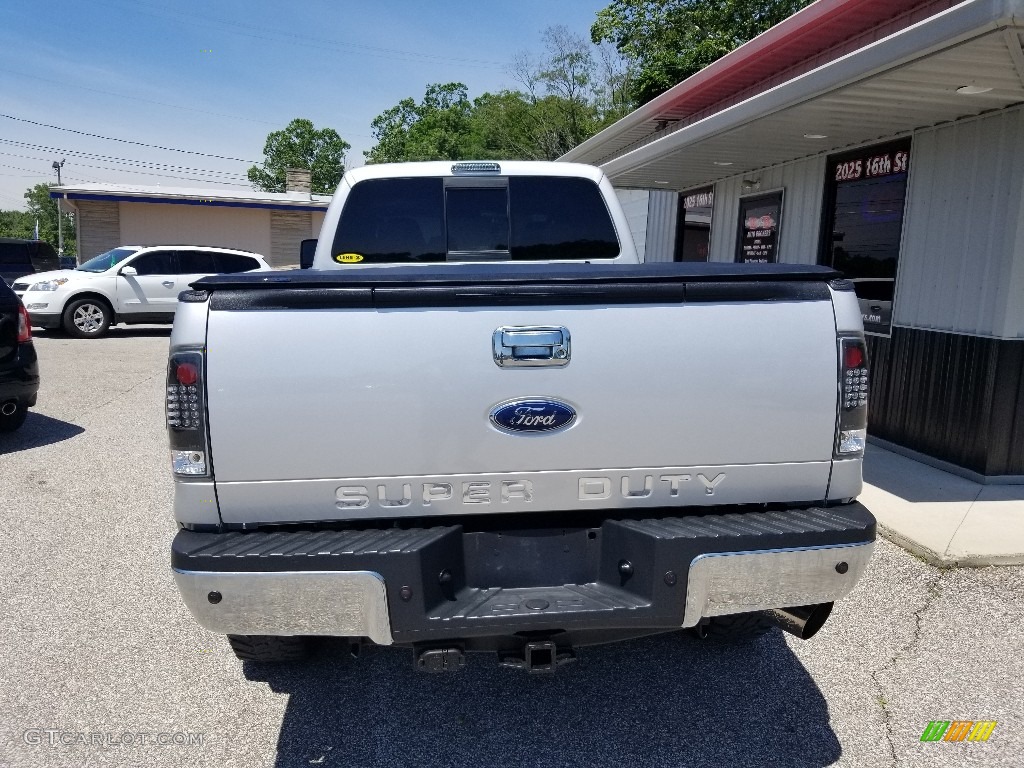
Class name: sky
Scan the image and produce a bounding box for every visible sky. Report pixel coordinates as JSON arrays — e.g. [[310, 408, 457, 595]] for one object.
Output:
[[0, 0, 611, 210]]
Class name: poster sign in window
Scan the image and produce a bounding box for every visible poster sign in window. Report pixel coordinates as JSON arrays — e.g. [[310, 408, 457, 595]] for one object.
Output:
[[736, 191, 783, 263]]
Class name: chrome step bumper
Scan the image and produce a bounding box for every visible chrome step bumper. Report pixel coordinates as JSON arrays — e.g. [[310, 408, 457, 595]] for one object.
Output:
[[171, 502, 875, 643]]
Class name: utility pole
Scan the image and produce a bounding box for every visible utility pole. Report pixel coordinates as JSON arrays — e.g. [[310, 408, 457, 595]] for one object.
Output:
[[52, 159, 65, 255]]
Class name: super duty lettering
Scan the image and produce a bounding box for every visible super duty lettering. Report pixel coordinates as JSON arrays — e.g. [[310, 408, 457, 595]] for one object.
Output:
[[336, 479, 535, 509]]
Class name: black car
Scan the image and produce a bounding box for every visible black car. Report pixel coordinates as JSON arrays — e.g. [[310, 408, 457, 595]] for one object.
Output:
[[0, 278, 39, 432], [0, 238, 61, 285]]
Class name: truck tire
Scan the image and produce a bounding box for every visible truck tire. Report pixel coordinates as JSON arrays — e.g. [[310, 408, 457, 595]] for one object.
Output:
[[227, 635, 308, 662], [691, 611, 774, 641], [62, 297, 112, 338]]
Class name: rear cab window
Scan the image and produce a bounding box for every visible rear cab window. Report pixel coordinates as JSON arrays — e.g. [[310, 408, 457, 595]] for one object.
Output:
[[330, 176, 619, 264]]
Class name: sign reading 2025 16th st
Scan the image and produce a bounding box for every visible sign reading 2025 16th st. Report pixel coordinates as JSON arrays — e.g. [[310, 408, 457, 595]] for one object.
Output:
[[834, 149, 909, 181]]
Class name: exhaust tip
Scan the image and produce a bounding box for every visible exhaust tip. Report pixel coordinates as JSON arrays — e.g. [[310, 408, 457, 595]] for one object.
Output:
[[766, 602, 834, 640], [1, 400, 17, 416]]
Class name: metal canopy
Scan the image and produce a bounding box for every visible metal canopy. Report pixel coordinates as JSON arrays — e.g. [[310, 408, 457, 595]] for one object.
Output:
[[577, 0, 1024, 191]]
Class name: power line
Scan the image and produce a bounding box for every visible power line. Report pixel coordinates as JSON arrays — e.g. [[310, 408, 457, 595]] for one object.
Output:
[[0, 148, 248, 180], [0, 164, 99, 185], [0, 113, 260, 163], [0, 158, 251, 188], [0, 69, 374, 139], [1, 67, 376, 140], [1, 156, 252, 186], [0, 67, 282, 128], [0, 163, 54, 175], [0, 139, 248, 176]]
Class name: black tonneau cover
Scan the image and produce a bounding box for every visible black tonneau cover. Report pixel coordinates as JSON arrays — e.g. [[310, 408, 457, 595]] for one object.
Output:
[[195, 262, 840, 290], [192, 263, 843, 310]]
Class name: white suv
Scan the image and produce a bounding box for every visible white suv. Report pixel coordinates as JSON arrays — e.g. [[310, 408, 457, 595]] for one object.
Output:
[[13, 246, 271, 338]]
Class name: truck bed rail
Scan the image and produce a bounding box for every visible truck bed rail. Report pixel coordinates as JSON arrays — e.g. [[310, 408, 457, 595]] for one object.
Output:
[[191, 263, 842, 310]]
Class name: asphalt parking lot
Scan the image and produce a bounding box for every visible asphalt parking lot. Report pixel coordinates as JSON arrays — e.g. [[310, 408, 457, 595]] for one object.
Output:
[[1, 329, 1021, 768]]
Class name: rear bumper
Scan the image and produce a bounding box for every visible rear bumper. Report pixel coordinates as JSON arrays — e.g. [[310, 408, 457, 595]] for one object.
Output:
[[0, 342, 39, 406], [172, 502, 875, 645], [27, 312, 62, 330]]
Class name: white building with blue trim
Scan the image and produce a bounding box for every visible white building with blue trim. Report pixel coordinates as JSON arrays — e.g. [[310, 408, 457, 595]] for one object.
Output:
[[50, 182, 329, 269]]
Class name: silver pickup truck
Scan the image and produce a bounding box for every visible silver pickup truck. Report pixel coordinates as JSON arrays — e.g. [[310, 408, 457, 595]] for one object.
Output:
[[168, 161, 875, 672]]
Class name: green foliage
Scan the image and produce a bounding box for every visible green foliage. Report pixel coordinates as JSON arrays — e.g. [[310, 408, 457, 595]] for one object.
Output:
[[366, 83, 477, 164], [0, 209, 35, 240], [365, 28, 635, 163], [592, 0, 813, 104], [247, 118, 350, 194], [0, 184, 77, 256]]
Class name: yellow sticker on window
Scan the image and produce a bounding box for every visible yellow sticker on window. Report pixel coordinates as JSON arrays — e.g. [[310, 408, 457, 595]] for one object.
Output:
[[334, 252, 364, 263]]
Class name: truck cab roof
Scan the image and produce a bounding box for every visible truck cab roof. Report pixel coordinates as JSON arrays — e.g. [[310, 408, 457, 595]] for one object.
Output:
[[344, 160, 607, 185], [314, 160, 637, 269]]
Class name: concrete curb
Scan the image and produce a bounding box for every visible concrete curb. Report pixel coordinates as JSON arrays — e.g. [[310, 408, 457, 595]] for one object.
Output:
[[876, 522, 1024, 568], [863, 444, 1024, 569]]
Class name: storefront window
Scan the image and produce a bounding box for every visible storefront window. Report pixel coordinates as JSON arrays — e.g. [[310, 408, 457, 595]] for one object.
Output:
[[674, 187, 713, 261], [735, 191, 783, 263], [822, 139, 911, 335]]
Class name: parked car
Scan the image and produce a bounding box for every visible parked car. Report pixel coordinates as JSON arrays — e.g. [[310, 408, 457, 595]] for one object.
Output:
[[168, 161, 875, 668], [0, 238, 60, 285], [0, 278, 39, 432], [13, 246, 271, 338]]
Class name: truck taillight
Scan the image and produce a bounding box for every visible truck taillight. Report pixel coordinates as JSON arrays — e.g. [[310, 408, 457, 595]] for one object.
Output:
[[836, 336, 868, 456], [167, 350, 208, 476], [16, 304, 31, 343]]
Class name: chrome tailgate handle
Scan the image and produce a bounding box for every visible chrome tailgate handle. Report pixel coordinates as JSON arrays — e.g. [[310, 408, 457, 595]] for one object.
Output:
[[493, 326, 571, 368]]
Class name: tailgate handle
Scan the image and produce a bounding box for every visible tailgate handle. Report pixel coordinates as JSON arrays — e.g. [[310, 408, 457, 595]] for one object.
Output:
[[493, 326, 571, 368]]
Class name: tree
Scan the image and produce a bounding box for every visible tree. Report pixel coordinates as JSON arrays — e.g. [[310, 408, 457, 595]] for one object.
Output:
[[470, 90, 551, 160], [511, 27, 599, 158], [592, 0, 813, 104], [363, 28, 635, 163], [365, 83, 478, 164], [0, 209, 35, 241], [23, 183, 76, 256], [248, 119, 349, 194], [510, 25, 633, 158], [364, 30, 636, 164]]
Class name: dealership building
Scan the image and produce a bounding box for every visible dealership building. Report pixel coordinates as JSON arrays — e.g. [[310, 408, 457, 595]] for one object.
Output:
[[564, 0, 1024, 482]]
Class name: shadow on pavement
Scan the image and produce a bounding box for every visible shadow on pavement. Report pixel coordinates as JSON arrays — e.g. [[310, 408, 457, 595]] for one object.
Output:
[[105, 326, 172, 338], [863, 444, 1024, 503], [32, 326, 172, 339], [245, 631, 840, 768], [0, 412, 84, 454]]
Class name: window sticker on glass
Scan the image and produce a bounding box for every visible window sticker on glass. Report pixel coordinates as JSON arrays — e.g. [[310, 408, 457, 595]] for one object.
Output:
[[334, 253, 364, 263]]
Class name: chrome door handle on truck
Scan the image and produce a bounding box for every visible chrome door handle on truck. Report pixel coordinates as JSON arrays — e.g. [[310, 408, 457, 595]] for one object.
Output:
[[493, 326, 571, 368]]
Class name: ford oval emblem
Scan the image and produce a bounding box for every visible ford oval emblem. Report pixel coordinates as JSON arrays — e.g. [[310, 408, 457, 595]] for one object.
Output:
[[490, 398, 577, 435]]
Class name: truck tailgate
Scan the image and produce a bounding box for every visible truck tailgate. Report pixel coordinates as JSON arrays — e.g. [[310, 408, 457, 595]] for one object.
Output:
[[201, 266, 840, 523]]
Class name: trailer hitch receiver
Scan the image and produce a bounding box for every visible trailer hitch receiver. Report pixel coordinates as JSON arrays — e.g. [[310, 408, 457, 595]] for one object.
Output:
[[499, 641, 576, 673]]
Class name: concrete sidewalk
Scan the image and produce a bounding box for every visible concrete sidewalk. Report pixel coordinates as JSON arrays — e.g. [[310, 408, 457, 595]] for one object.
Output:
[[860, 443, 1024, 567]]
